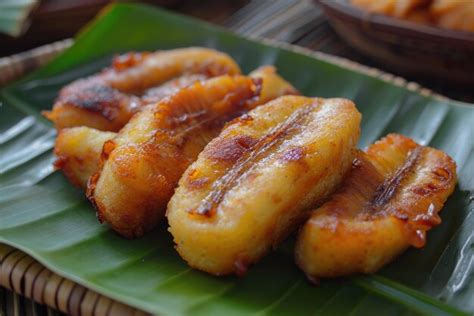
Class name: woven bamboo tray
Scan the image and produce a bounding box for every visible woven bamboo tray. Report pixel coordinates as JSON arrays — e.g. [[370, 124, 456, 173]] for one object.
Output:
[[0, 244, 149, 316]]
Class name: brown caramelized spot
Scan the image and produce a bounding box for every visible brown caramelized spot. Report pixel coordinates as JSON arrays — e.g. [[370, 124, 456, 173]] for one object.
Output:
[[53, 156, 67, 170], [280, 146, 305, 162], [86, 172, 102, 219], [412, 183, 442, 196], [372, 146, 423, 207], [190, 103, 315, 217], [101, 139, 117, 162], [432, 167, 452, 181], [112, 52, 150, 71], [205, 135, 257, 162], [62, 85, 131, 120]]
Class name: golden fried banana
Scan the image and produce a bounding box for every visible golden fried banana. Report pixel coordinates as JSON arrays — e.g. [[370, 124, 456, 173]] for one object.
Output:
[[54, 127, 115, 188], [167, 96, 361, 276], [88, 75, 262, 238], [295, 134, 457, 279], [51, 75, 206, 188], [52, 68, 297, 193], [43, 48, 240, 131]]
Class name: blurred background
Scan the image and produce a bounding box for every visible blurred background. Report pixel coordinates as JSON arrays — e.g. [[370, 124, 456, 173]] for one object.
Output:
[[1, 0, 473, 101]]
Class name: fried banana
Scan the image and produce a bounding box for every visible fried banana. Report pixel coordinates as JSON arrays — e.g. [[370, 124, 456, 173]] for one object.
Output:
[[43, 48, 240, 131], [54, 127, 115, 188], [167, 96, 361, 276], [53, 67, 297, 196], [295, 134, 457, 279], [88, 75, 262, 238]]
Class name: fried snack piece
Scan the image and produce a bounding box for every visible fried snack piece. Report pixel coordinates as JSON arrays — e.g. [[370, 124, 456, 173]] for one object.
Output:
[[88, 75, 263, 238], [43, 48, 240, 131], [295, 134, 457, 279], [53, 68, 297, 195], [430, 0, 474, 32], [350, 0, 429, 17], [167, 96, 361, 276], [54, 127, 116, 188]]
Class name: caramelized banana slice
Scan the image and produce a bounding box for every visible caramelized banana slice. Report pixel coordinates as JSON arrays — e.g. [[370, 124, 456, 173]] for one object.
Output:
[[43, 48, 240, 131], [88, 75, 262, 238], [53, 68, 297, 194], [167, 96, 361, 276], [54, 127, 115, 189], [295, 134, 457, 279]]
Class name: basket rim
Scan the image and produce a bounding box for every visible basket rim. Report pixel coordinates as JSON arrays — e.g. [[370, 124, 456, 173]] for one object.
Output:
[[316, 0, 474, 43]]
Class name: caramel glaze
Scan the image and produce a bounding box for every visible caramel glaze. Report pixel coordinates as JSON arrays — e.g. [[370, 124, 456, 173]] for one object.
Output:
[[295, 133, 457, 279], [324, 134, 456, 247], [191, 104, 315, 217], [371, 148, 454, 247]]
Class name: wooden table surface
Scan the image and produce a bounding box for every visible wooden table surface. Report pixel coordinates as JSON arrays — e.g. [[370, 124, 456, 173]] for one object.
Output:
[[1, 0, 473, 315]]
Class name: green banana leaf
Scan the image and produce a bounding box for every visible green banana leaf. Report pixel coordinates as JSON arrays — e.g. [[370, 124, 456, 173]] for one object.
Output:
[[1, 3, 473, 315], [0, 0, 38, 37]]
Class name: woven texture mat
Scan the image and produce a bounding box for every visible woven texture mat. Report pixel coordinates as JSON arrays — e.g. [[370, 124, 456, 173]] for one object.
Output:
[[0, 1, 468, 315]]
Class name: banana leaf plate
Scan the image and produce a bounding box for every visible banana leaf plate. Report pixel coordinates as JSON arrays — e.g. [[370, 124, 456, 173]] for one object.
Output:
[[0, 3, 473, 315]]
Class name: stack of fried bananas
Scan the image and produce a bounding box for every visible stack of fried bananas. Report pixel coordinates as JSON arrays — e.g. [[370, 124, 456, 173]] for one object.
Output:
[[47, 47, 457, 280]]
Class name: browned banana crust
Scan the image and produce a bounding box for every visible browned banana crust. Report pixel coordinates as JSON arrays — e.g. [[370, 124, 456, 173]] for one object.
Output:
[[295, 134, 457, 279], [43, 48, 241, 131]]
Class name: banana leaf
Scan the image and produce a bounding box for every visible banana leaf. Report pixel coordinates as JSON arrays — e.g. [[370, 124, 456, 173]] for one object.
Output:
[[0, 0, 38, 37], [0, 3, 473, 315]]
